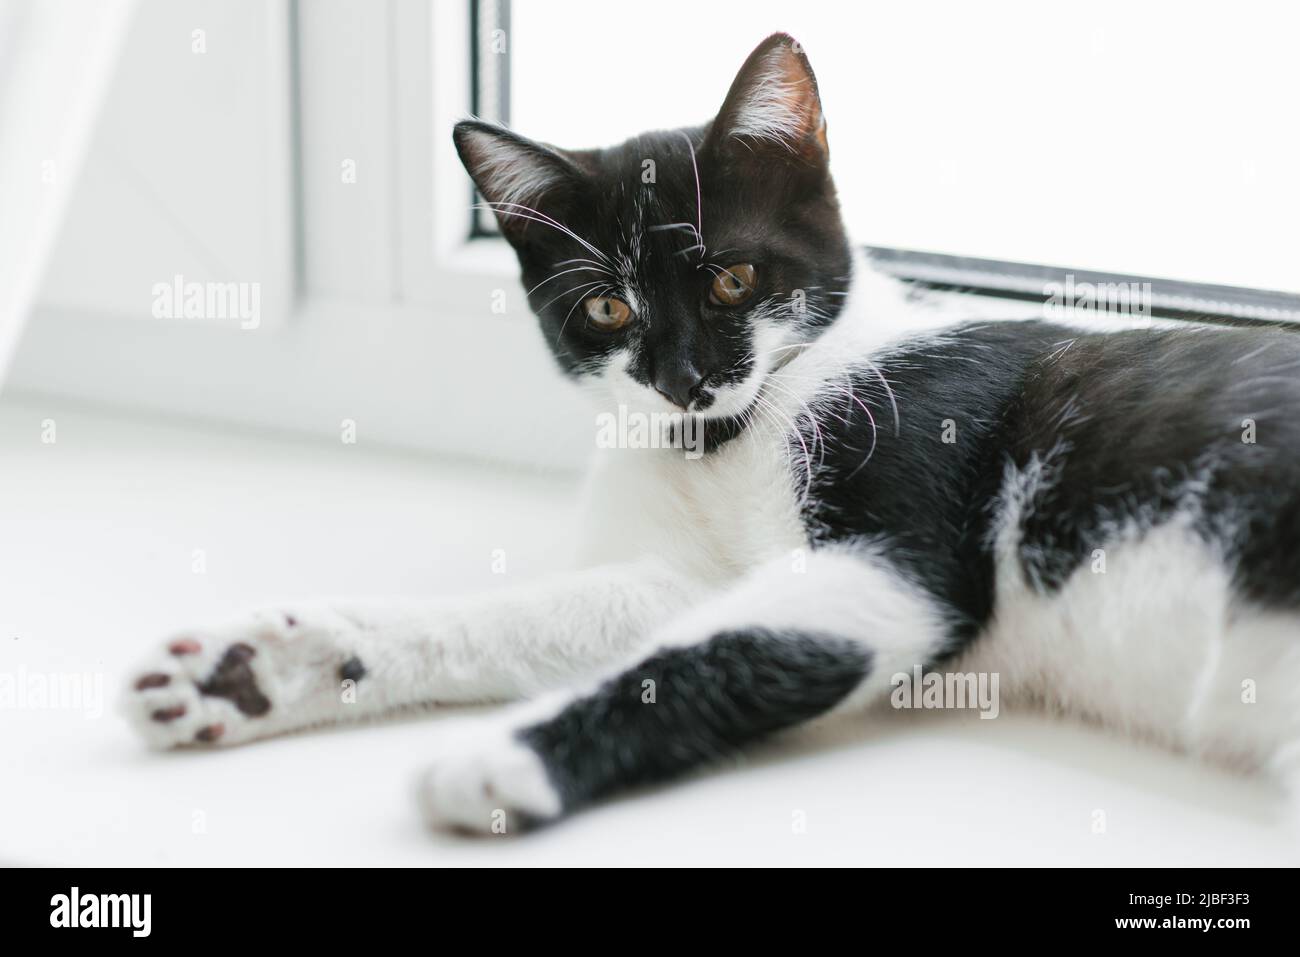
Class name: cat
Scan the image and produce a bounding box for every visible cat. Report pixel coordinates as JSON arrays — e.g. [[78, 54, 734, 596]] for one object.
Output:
[[123, 33, 1300, 834]]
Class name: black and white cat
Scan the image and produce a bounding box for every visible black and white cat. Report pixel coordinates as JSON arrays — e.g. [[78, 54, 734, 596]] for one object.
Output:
[[124, 34, 1300, 834]]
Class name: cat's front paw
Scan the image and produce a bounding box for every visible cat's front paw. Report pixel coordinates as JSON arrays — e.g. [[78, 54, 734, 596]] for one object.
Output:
[[122, 609, 363, 748], [416, 734, 562, 835]]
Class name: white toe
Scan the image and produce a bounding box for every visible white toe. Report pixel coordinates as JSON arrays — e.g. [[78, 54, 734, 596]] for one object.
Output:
[[417, 737, 562, 834]]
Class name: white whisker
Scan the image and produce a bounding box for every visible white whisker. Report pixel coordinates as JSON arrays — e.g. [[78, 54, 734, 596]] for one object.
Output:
[[556, 282, 612, 344], [678, 130, 705, 260], [475, 202, 614, 265], [537, 278, 607, 315], [526, 265, 608, 298]]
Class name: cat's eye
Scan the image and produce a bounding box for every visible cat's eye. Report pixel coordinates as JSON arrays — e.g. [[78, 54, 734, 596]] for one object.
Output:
[[583, 295, 632, 331], [709, 264, 757, 306]]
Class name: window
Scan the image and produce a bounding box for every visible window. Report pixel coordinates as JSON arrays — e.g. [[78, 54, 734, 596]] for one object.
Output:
[[507, 0, 1300, 316], [7, 0, 1299, 478], [10, 0, 592, 470]]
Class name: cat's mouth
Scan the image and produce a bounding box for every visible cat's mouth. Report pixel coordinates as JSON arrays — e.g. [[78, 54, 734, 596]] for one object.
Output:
[[689, 380, 754, 419], [696, 342, 808, 421]]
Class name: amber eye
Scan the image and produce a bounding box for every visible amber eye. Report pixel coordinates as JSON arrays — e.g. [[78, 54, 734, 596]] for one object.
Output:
[[709, 263, 757, 306], [583, 295, 632, 331]]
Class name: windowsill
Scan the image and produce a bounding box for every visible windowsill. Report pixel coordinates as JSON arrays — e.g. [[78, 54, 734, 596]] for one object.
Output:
[[4, 292, 596, 472], [0, 395, 1292, 865]]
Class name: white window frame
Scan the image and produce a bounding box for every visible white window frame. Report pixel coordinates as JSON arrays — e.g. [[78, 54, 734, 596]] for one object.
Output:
[[10, 0, 589, 471]]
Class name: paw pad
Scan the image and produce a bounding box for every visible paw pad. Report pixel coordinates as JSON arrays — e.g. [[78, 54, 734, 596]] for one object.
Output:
[[196, 643, 271, 717], [194, 723, 225, 743]]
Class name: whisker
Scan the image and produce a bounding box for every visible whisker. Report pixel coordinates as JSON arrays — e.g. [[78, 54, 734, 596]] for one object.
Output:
[[537, 278, 607, 315], [553, 257, 615, 275], [760, 338, 893, 475], [760, 376, 829, 466], [702, 263, 745, 285], [557, 282, 613, 345], [526, 265, 608, 298], [753, 393, 814, 501], [859, 357, 901, 436], [843, 391, 879, 479], [678, 130, 705, 260], [475, 202, 613, 265]]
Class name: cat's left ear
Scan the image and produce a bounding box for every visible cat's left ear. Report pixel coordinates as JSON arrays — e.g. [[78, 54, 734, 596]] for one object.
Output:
[[708, 33, 829, 165], [452, 120, 585, 243]]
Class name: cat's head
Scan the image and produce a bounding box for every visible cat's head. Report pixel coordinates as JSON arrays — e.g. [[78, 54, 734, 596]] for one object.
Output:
[[454, 33, 851, 422]]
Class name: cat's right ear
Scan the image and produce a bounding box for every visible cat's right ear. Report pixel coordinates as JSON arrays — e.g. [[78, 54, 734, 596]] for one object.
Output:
[[708, 33, 829, 166], [452, 121, 584, 244]]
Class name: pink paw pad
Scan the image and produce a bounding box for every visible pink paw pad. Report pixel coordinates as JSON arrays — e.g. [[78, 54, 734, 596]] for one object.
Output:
[[194, 723, 225, 743]]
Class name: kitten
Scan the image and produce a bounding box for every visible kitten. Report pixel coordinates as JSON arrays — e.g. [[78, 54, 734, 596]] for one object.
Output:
[[124, 33, 1300, 834]]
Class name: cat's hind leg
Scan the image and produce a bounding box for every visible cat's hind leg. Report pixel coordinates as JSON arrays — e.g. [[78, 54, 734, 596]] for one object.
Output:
[[417, 545, 953, 833]]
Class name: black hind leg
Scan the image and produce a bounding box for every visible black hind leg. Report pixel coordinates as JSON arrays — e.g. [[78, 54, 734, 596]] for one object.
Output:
[[519, 627, 870, 812], [417, 547, 950, 833]]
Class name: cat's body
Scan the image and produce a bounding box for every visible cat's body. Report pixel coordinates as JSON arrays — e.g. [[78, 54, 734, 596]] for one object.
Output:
[[581, 261, 1300, 774], [123, 34, 1300, 834]]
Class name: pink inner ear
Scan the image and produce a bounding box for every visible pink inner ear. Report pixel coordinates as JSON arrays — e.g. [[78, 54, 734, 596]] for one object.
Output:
[[464, 132, 563, 213], [725, 42, 826, 159]]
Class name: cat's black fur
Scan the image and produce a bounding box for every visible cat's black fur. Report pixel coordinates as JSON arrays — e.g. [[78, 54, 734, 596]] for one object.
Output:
[[519, 629, 870, 811], [1006, 326, 1300, 607], [806, 321, 1300, 639]]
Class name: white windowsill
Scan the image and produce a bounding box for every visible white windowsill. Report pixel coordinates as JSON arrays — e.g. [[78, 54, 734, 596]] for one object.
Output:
[[0, 396, 1293, 865]]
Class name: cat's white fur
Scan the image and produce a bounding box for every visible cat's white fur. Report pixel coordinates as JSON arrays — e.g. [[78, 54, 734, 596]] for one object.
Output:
[[123, 251, 1300, 834], [725, 45, 821, 152], [123, 560, 701, 747]]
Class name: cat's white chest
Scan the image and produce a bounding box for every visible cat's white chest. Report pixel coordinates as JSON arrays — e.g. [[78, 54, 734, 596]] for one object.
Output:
[[576, 421, 806, 582]]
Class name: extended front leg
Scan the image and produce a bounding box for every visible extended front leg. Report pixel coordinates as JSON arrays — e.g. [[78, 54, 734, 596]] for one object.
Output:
[[121, 559, 698, 748], [417, 546, 953, 832]]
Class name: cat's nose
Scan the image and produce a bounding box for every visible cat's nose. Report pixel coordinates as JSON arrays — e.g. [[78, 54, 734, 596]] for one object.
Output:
[[653, 366, 706, 410]]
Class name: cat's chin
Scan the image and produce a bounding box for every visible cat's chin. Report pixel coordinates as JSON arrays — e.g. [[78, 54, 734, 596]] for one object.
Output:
[[696, 388, 758, 420]]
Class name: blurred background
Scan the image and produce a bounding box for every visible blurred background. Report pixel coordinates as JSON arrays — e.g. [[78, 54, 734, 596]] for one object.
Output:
[[2, 0, 1298, 469], [2, 0, 1298, 866]]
